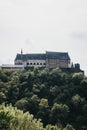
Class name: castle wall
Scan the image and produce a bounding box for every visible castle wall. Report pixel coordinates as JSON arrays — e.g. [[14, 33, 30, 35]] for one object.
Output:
[[15, 59, 46, 67], [46, 59, 70, 68], [59, 60, 71, 68], [14, 60, 23, 65], [26, 60, 46, 67], [46, 59, 59, 68]]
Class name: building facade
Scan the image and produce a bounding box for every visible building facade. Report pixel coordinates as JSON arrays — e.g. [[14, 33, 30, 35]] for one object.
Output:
[[1, 64, 24, 70], [14, 51, 71, 69]]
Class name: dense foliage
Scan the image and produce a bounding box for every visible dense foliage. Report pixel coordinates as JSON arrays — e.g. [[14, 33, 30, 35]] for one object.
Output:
[[0, 104, 44, 130], [0, 68, 87, 130]]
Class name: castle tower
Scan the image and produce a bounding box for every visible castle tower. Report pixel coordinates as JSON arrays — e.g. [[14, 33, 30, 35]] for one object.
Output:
[[21, 49, 23, 55]]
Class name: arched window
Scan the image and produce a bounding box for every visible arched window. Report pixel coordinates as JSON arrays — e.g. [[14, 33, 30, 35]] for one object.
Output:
[[34, 63, 36, 65], [40, 63, 42, 65], [27, 63, 29, 65], [30, 63, 32, 65], [37, 63, 39, 65]]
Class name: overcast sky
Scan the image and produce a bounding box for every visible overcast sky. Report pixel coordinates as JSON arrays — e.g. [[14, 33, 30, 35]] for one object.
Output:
[[0, 0, 87, 74]]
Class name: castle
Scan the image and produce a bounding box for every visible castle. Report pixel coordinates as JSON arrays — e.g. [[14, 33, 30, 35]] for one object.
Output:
[[1, 51, 83, 73], [14, 51, 71, 69]]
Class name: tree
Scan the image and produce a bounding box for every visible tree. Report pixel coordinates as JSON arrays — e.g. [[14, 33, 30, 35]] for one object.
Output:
[[72, 72, 84, 85], [0, 104, 13, 130], [39, 98, 48, 107], [0, 92, 6, 103], [0, 104, 45, 130], [51, 103, 69, 125], [14, 98, 28, 111], [63, 124, 75, 130], [37, 98, 50, 126], [72, 94, 85, 107], [46, 124, 62, 130], [27, 95, 40, 115]]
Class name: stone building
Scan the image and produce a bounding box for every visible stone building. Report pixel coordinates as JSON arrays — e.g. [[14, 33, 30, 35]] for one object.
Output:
[[46, 51, 71, 68], [14, 51, 71, 69], [1, 64, 24, 70]]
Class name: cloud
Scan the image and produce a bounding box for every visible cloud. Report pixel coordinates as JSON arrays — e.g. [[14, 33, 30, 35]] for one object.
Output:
[[70, 32, 87, 41], [25, 38, 34, 46]]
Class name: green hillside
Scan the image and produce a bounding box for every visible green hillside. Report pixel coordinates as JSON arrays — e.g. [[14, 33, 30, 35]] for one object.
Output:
[[0, 68, 87, 130]]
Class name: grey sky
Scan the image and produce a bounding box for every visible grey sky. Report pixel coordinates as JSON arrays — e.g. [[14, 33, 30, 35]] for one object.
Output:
[[0, 0, 87, 74]]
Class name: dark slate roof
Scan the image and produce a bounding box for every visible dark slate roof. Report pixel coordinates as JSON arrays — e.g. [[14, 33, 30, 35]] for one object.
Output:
[[46, 51, 70, 60], [15, 53, 46, 61], [15, 51, 70, 61]]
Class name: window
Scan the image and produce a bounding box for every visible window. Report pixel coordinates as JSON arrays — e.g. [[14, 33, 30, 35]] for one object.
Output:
[[19, 62, 23, 65], [27, 63, 29, 65], [37, 63, 39, 65]]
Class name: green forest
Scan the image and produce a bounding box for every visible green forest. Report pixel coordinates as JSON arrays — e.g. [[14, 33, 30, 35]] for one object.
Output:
[[0, 67, 87, 130]]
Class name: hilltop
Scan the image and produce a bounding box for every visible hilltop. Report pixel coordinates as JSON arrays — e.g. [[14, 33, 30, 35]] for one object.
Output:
[[0, 68, 87, 130]]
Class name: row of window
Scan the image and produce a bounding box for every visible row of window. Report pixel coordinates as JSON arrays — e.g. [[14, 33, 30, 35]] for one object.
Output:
[[15, 62, 46, 65], [27, 62, 46, 65]]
